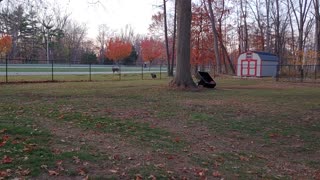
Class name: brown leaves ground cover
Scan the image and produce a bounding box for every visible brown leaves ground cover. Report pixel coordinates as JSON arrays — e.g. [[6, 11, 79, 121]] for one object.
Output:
[[0, 79, 319, 179]]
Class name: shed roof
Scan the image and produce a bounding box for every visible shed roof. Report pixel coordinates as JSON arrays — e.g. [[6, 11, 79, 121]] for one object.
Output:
[[252, 51, 279, 62]]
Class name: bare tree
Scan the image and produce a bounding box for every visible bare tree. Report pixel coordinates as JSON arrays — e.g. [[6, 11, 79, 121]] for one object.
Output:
[[239, 0, 249, 52], [289, 0, 313, 64], [170, 0, 195, 88], [248, 0, 265, 51], [265, 0, 271, 52], [204, 0, 221, 74], [120, 24, 135, 43], [163, 0, 172, 76], [96, 24, 108, 64], [64, 21, 87, 64]]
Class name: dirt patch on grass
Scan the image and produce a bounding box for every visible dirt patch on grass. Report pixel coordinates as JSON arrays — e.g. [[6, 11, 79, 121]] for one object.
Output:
[[34, 118, 207, 179]]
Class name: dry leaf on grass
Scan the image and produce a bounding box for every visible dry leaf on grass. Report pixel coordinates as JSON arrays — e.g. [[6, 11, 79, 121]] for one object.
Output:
[[48, 170, 59, 176]]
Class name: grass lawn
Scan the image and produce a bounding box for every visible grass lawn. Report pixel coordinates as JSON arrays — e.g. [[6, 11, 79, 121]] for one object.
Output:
[[0, 77, 319, 179]]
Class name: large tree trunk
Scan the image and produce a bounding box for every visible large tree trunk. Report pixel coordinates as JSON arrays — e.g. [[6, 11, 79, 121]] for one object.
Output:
[[170, 0, 195, 88]]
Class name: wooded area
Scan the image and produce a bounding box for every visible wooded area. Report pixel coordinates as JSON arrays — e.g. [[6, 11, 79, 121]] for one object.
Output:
[[1, 0, 320, 77]]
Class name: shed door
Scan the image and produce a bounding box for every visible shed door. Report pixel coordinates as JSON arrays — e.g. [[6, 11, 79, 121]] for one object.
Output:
[[241, 59, 257, 76]]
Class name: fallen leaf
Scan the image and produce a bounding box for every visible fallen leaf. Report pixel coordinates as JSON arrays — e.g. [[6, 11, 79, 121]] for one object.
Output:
[[174, 137, 180, 143], [113, 154, 121, 160], [78, 168, 87, 176], [17, 169, 30, 176], [167, 155, 174, 160], [48, 170, 59, 176], [2, 155, 13, 164], [148, 175, 156, 180], [73, 156, 81, 164], [0, 129, 6, 134], [52, 148, 62, 155], [0, 142, 6, 147], [239, 156, 249, 161], [269, 133, 280, 138], [58, 114, 64, 119], [23, 146, 34, 153], [41, 165, 48, 169], [0, 171, 8, 177], [167, 171, 173, 174], [82, 175, 89, 180], [212, 171, 222, 177], [314, 170, 320, 180], [56, 160, 63, 166], [109, 169, 118, 173], [135, 174, 143, 180], [2, 135, 9, 141]]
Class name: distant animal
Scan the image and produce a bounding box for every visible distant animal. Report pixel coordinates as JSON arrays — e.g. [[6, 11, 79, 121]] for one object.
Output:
[[151, 73, 157, 79], [112, 66, 120, 73]]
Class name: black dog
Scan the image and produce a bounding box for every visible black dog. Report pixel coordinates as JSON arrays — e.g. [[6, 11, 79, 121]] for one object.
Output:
[[151, 73, 157, 79], [112, 67, 120, 73]]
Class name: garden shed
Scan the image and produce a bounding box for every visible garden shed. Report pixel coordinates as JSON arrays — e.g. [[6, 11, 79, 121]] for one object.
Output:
[[236, 51, 279, 77]]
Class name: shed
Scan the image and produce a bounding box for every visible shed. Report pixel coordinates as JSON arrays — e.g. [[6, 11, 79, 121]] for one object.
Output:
[[236, 51, 279, 77]]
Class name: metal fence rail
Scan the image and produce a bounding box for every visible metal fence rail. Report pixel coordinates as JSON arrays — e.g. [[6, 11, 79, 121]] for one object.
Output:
[[0, 58, 168, 83], [0, 58, 319, 83]]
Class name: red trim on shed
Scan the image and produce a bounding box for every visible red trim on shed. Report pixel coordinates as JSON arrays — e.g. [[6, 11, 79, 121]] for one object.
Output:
[[241, 59, 257, 76]]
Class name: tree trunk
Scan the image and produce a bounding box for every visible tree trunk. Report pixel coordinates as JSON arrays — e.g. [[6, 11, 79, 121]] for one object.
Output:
[[169, 0, 177, 76], [240, 0, 249, 51], [170, 0, 195, 88], [314, 0, 320, 66], [206, 0, 221, 74], [163, 0, 171, 76], [265, 0, 271, 52], [275, 0, 281, 81]]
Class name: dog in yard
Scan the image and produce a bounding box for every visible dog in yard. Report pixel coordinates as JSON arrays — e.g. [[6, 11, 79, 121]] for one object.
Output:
[[112, 66, 120, 73], [151, 73, 157, 79]]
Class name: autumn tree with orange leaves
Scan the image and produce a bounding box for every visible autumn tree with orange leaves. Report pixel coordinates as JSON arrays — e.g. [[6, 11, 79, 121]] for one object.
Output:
[[105, 37, 132, 63], [140, 38, 165, 66], [0, 35, 12, 58], [191, 3, 214, 67]]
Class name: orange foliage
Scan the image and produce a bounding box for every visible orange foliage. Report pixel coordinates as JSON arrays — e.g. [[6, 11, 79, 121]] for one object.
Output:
[[140, 38, 165, 62], [191, 4, 215, 65], [0, 35, 12, 57], [105, 37, 132, 61]]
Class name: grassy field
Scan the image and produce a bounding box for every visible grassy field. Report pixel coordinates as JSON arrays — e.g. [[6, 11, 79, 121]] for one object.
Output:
[[0, 73, 165, 83], [0, 78, 319, 179]]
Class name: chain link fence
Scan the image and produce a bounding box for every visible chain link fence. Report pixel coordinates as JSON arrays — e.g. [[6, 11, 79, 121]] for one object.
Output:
[[1, 58, 319, 83], [0, 58, 168, 83]]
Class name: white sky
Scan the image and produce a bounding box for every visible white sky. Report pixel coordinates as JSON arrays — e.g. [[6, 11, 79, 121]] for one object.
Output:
[[53, 0, 163, 39]]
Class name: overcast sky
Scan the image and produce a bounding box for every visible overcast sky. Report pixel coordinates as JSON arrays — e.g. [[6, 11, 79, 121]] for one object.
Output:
[[52, 0, 163, 39]]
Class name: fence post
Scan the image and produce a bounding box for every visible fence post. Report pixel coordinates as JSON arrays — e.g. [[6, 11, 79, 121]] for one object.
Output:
[[141, 64, 144, 80], [300, 66, 304, 82], [89, 63, 92, 81], [275, 64, 280, 82], [315, 65, 317, 81], [119, 64, 121, 81], [160, 64, 162, 80], [51, 59, 54, 81], [5, 56, 8, 83]]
